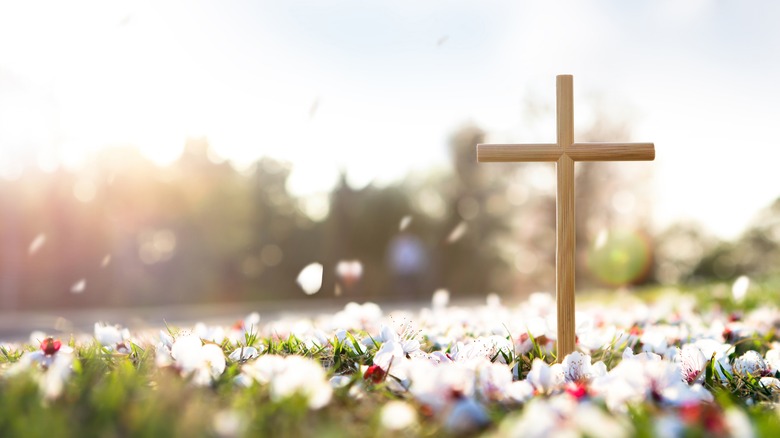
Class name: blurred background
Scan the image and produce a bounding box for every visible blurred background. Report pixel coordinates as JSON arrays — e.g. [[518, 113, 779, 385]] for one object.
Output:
[[1, 1, 780, 312]]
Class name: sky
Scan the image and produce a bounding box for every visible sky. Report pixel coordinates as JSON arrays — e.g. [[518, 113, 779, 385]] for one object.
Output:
[[1, 1, 779, 239]]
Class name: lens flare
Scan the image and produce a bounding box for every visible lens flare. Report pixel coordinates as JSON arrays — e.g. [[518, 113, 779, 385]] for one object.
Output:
[[587, 229, 652, 286]]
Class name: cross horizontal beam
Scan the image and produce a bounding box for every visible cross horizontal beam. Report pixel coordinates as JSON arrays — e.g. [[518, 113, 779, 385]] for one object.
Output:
[[476, 142, 654, 162], [476, 143, 561, 162]]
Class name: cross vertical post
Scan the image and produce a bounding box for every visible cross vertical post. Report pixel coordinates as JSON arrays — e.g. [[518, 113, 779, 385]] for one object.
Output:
[[556, 75, 576, 357], [476, 74, 654, 360]]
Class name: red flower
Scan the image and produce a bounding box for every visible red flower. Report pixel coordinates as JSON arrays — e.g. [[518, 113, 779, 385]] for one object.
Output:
[[679, 403, 726, 435], [40, 337, 62, 356], [565, 382, 588, 400], [364, 365, 386, 383], [629, 325, 643, 336]]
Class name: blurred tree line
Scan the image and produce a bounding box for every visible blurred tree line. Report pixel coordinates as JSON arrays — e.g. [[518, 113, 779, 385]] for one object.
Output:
[[1, 123, 777, 311], [0, 131, 515, 310]]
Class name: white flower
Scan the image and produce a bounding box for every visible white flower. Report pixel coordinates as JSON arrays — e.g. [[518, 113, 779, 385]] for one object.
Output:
[[212, 409, 246, 437], [331, 302, 383, 331], [443, 397, 490, 434], [725, 407, 753, 438], [329, 375, 351, 389], [765, 346, 780, 373], [194, 322, 226, 344], [693, 338, 733, 380], [407, 360, 474, 413], [377, 322, 420, 356], [242, 355, 332, 409], [271, 356, 332, 409], [622, 347, 661, 361], [506, 380, 535, 403], [475, 361, 513, 401], [734, 350, 771, 377], [242, 354, 286, 384], [167, 334, 226, 386], [40, 353, 73, 400], [503, 396, 567, 437], [453, 336, 513, 363], [525, 358, 564, 394], [192, 344, 227, 386], [6, 337, 74, 400], [380, 401, 417, 430], [560, 351, 606, 383], [639, 327, 669, 355], [591, 358, 712, 413], [228, 346, 261, 362], [674, 344, 707, 384], [373, 341, 405, 372], [94, 322, 131, 352], [654, 413, 685, 438], [759, 376, 780, 390]]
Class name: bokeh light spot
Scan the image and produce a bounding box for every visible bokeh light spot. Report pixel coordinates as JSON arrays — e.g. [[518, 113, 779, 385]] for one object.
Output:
[[588, 229, 651, 286], [260, 244, 283, 267]]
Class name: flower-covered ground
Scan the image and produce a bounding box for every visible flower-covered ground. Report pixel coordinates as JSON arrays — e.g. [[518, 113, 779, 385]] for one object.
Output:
[[3, 282, 780, 437]]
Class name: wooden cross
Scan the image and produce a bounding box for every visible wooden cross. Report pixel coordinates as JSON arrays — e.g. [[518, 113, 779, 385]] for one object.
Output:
[[476, 75, 655, 359]]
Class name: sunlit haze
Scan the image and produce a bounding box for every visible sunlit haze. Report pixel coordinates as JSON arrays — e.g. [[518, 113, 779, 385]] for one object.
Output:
[[2, 1, 779, 239]]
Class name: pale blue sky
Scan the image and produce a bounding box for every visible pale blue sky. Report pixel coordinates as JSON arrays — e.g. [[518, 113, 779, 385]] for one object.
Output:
[[1, 1, 779, 238]]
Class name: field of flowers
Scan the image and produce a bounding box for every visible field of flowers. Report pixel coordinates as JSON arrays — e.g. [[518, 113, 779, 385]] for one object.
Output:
[[3, 282, 780, 437]]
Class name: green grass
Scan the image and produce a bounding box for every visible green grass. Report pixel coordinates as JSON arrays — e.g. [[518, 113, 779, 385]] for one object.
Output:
[[3, 280, 780, 437]]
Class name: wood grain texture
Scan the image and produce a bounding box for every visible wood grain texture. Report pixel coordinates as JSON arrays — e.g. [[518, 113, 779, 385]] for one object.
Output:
[[557, 75, 574, 149], [476, 144, 561, 162], [555, 76, 576, 359], [568, 142, 655, 161], [556, 154, 576, 360]]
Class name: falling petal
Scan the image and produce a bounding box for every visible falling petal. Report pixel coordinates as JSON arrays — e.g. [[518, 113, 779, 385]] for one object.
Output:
[[336, 260, 363, 288], [399, 215, 413, 231], [70, 279, 86, 294], [101, 254, 112, 267], [297, 263, 324, 295], [594, 229, 608, 249], [28, 234, 46, 255], [446, 222, 467, 244], [732, 275, 750, 302]]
